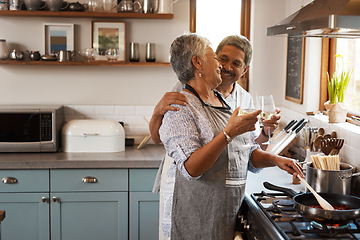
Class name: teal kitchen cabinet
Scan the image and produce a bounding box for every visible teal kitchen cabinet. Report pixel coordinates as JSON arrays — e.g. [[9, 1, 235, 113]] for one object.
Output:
[[0, 170, 50, 240], [129, 169, 159, 240], [50, 169, 129, 240]]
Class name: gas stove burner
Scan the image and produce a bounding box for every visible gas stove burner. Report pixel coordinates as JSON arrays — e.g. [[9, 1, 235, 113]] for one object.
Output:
[[273, 199, 294, 207], [311, 221, 351, 231]]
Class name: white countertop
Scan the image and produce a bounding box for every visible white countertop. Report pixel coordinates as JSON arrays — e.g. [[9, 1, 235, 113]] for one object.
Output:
[[246, 166, 306, 194]]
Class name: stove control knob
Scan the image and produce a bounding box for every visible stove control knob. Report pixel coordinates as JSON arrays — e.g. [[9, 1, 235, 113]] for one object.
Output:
[[239, 215, 251, 231]]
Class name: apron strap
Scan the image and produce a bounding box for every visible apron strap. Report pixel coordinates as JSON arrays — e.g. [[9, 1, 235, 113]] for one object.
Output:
[[184, 84, 231, 110]]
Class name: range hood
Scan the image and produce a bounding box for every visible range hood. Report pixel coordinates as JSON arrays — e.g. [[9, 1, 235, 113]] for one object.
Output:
[[267, 0, 360, 38]]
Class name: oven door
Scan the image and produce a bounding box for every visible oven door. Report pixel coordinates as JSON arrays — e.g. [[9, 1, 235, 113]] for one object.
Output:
[[0, 113, 41, 152], [238, 194, 286, 240]]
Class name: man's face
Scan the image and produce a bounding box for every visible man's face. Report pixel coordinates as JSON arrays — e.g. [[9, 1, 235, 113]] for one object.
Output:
[[216, 45, 249, 84]]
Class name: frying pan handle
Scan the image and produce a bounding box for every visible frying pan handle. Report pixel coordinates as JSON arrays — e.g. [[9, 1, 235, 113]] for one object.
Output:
[[263, 182, 298, 197]]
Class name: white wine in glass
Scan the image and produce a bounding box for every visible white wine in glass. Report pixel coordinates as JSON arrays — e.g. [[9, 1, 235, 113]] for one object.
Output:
[[258, 95, 276, 145]]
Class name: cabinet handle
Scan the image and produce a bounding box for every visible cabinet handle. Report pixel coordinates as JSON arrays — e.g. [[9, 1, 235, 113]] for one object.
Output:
[[41, 197, 48, 203], [1, 177, 18, 184], [82, 176, 98, 183], [52, 197, 59, 203]]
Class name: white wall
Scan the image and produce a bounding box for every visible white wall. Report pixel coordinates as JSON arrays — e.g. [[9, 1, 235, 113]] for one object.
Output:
[[0, 0, 189, 106], [250, 0, 319, 113]]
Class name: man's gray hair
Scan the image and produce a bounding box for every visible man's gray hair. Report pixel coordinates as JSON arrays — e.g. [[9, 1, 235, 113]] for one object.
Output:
[[170, 33, 211, 84], [216, 35, 252, 67]]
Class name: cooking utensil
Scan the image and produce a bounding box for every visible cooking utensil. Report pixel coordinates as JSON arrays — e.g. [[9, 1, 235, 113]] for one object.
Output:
[[306, 162, 359, 194], [331, 130, 337, 138], [318, 127, 325, 136], [267, 118, 305, 154], [321, 138, 343, 155], [273, 119, 297, 140], [323, 133, 331, 139], [312, 135, 323, 152], [329, 138, 344, 155], [297, 175, 334, 210], [271, 119, 308, 155], [263, 182, 360, 224]]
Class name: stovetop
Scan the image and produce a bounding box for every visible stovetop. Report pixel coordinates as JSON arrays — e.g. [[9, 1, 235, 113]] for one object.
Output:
[[249, 191, 360, 240]]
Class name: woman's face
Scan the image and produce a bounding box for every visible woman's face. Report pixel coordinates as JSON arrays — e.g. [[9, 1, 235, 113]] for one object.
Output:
[[202, 46, 222, 88]]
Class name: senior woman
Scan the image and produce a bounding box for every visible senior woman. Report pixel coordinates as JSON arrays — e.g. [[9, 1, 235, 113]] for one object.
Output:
[[159, 33, 304, 239]]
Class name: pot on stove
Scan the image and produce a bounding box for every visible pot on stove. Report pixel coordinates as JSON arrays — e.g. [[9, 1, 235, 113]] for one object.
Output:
[[306, 162, 360, 195]]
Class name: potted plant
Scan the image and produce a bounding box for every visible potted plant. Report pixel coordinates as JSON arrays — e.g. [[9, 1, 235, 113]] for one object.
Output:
[[324, 54, 353, 123]]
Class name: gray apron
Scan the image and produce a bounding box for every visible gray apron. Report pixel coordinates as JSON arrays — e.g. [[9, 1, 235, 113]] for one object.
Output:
[[170, 85, 252, 240]]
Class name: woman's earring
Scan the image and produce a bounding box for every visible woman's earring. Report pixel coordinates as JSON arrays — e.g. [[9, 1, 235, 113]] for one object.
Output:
[[199, 72, 202, 78]]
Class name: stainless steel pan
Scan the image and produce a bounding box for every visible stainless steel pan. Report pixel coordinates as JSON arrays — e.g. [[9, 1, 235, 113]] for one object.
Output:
[[263, 182, 360, 224]]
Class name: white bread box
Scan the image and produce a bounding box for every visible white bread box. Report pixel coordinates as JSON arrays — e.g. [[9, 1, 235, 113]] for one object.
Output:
[[62, 120, 125, 153]]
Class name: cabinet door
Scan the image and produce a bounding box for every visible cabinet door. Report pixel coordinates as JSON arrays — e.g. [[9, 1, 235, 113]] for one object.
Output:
[[50, 192, 128, 240], [0, 193, 50, 240], [129, 192, 159, 240]]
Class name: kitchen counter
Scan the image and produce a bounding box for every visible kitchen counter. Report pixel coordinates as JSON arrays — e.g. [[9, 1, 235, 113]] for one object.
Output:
[[0, 144, 310, 194], [246, 166, 306, 194], [0, 145, 165, 169]]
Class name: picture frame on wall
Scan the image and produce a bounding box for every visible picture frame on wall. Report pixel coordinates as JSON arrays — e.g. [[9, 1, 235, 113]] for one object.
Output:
[[43, 23, 74, 55], [92, 21, 126, 62], [285, 36, 305, 104]]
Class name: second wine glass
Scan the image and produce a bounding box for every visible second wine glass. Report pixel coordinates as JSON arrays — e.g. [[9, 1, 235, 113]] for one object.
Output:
[[258, 95, 276, 145]]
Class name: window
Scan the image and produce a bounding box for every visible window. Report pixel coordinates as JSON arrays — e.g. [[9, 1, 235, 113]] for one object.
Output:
[[189, 0, 251, 90], [335, 39, 360, 116], [195, 0, 241, 48], [321, 38, 360, 119]]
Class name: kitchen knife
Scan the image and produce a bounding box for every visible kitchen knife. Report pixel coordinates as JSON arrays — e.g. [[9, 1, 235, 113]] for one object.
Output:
[[272, 119, 308, 155], [273, 119, 297, 140], [268, 118, 305, 154]]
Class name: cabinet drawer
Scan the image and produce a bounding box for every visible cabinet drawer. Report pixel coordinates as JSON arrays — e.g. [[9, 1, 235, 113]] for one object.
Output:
[[129, 169, 158, 192], [51, 169, 128, 192], [0, 170, 49, 193]]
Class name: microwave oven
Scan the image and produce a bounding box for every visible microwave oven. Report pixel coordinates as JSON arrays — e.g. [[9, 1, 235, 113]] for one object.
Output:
[[0, 105, 64, 152]]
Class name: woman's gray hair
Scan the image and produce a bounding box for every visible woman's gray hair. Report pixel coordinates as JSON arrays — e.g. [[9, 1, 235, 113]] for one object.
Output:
[[170, 33, 211, 84], [216, 35, 252, 67]]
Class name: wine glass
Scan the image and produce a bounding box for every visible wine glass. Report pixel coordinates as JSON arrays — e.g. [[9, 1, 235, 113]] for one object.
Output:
[[105, 48, 120, 62], [258, 95, 276, 145], [81, 48, 98, 62], [237, 93, 258, 146]]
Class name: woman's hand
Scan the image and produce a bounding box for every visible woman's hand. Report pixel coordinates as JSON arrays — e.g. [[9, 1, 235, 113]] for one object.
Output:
[[251, 149, 305, 178], [272, 156, 305, 178], [224, 107, 261, 139]]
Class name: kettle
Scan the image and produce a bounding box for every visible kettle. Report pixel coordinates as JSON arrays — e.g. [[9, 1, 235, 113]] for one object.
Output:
[[0, 39, 9, 60]]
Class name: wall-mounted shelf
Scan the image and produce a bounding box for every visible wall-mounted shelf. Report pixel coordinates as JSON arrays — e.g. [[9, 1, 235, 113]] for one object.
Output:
[[0, 10, 173, 19], [0, 60, 171, 66]]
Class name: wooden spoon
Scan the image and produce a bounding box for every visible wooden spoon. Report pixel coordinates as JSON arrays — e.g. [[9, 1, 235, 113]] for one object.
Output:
[[313, 135, 323, 152], [330, 131, 337, 138], [297, 175, 334, 210]]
